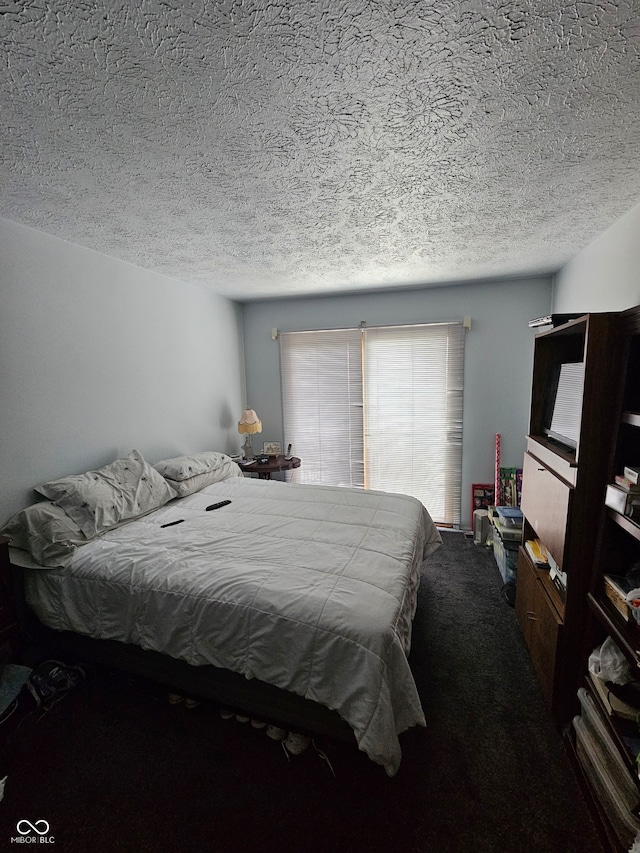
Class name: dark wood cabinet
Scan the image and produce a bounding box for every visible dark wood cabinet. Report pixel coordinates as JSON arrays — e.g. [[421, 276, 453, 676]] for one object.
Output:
[[517, 312, 624, 725], [567, 305, 640, 852], [515, 548, 563, 706], [588, 307, 640, 666], [519, 306, 640, 851]]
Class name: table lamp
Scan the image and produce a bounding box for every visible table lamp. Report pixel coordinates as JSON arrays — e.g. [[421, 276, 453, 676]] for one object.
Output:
[[238, 408, 262, 459]]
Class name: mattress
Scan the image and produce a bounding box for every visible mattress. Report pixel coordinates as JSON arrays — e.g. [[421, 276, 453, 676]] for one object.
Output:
[[22, 476, 442, 775]]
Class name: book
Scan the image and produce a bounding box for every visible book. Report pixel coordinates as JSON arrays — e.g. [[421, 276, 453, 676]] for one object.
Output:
[[614, 474, 640, 492], [589, 673, 640, 722], [550, 564, 567, 595], [498, 468, 522, 508], [525, 539, 549, 567], [604, 574, 635, 620], [527, 313, 584, 328], [495, 506, 523, 527], [624, 466, 640, 485]]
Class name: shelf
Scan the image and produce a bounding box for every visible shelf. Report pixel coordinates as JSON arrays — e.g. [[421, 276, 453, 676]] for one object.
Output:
[[588, 592, 640, 666], [584, 675, 640, 780], [608, 508, 640, 542], [563, 724, 624, 853], [571, 310, 640, 849]]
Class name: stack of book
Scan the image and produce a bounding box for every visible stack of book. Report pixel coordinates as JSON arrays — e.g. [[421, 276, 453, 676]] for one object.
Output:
[[618, 466, 640, 490], [583, 677, 640, 788], [493, 506, 523, 540], [525, 537, 567, 592], [497, 468, 522, 508], [588, 673, 640, 730], [578, 673, 640, 774], [576, 678, 640, 847], [489, 507, 522, 585], [525, 538, 549, 567], [604, 575, 638, 621]]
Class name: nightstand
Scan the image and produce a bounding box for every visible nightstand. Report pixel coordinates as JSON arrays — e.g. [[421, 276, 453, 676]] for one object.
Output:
[[238, 455, 301, 480]]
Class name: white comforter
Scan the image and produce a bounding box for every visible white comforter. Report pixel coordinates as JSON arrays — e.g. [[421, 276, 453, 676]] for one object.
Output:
[[24, 477, 441, 775]]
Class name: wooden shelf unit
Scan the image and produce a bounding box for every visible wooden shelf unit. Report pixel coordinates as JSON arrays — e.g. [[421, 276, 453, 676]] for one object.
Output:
[[567, 305, 640, 852], [516, 311, 624, 726], [589, 307, 640, 658]]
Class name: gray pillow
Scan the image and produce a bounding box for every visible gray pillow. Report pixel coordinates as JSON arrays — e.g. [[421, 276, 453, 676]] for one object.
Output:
[[153, 451, 232, 482], [1, 502, 87, 567], [35, 450, 176, 538]]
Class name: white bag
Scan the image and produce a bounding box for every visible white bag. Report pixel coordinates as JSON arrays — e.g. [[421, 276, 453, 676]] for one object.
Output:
[[588, 636, 632, 685], [626, 588, 640, 625]]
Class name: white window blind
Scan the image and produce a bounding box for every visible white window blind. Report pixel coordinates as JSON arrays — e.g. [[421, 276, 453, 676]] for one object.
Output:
[[280, 328, 364, 487], [280, 322, 465, 526], [363, 323, 464, 527]]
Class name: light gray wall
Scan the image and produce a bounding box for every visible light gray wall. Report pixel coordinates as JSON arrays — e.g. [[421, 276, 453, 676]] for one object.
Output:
[[553, 201, 640, 312], [0, 218, 245, 524], [241, 277, 553, 529]]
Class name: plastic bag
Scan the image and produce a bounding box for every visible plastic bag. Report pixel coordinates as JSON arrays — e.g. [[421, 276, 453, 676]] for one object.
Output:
[[588, 636, 632, 685], [626, 588, 640, 625]]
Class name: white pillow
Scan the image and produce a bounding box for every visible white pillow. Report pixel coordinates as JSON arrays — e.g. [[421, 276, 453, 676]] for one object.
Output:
[[153, 451, 233, 482], [164, 460, 243, 496], [35, 450, 176, 538], [1, 502, 87, 568]]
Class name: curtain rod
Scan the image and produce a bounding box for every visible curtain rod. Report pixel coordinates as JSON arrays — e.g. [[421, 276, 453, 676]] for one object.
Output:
[[273, 318, 471, 338]]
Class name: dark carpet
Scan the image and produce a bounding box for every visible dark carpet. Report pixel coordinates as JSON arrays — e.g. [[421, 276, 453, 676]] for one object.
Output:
[[0, 531, 602, 852]]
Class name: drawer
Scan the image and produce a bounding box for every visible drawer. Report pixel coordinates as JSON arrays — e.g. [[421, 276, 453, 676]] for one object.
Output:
[[521, 451, 572, 569], [526, 436, 577, 486]]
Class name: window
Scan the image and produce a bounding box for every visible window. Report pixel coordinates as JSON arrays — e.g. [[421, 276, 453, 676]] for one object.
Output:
[[280, 322, 464, 526], [280, 328, 364, 488]]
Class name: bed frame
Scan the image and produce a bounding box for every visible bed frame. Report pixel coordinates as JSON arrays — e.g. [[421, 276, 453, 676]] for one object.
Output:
[[8, 556, 355, 744]]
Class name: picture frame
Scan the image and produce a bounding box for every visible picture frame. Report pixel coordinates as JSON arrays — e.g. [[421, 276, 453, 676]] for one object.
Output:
[[263, 441, 282, 456], [471, 483, 495, 522]]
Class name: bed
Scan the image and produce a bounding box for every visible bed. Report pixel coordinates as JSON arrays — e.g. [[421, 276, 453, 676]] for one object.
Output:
[[3, 450, 442, 776]]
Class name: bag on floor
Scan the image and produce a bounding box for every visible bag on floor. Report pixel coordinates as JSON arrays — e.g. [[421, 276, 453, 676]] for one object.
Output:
[[26, 660, 85, 710]]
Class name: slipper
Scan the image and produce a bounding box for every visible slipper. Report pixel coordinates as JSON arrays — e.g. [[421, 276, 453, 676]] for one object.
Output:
[[283, 732, 311, 755], [266, 725, 286, 741]]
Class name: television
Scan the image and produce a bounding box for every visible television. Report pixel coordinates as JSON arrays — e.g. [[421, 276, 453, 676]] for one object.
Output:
[[543, 361, 585, 451]]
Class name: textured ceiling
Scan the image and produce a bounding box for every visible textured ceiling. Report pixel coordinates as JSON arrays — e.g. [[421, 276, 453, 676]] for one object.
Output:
[[2, 1, 640, 299]]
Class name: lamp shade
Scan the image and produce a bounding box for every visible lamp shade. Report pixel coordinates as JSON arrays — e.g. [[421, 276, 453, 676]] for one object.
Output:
[[238, 409, 262, 435]]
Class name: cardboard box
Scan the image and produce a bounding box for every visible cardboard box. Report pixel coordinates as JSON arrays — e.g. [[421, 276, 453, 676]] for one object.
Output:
[[604, 575, 633, 621], [605, 484, 640, 516]]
